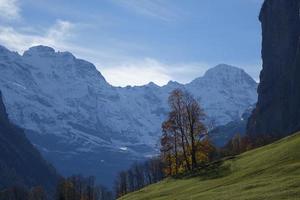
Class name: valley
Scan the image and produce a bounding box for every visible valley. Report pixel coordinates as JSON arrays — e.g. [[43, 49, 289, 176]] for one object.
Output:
[[0, 45, 257, 187]]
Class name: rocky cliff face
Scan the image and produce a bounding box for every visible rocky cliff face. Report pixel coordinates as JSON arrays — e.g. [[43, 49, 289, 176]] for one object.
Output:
[[247, 0, 300, 140], [0, 91, 59, 192]]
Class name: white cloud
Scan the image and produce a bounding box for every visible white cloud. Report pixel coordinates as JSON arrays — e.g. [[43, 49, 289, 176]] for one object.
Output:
[[0, 0, 261, 87], [99, 58, 210, 87], [100, 58, 171, 86], [0, 18, 210, 87], [47, 20, 74, 40], [0, 21, 211, 87], [0, 16, 212, 87], [0, 20, 219, 87], [0, 19, 141, 65], [0, 0, 20, 20], [0, 20, 74, 53]]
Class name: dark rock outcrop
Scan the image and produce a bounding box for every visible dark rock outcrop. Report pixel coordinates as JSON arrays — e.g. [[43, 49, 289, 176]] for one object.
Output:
[[0, 91, 59, 192], [210, 106, 253, 147], [247, 0, 300, 141]]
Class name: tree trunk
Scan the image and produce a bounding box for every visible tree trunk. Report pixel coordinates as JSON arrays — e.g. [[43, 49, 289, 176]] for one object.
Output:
[[180, 129, 191, 171], [191, 130, 197, 170], [174, 132, 178, 174]]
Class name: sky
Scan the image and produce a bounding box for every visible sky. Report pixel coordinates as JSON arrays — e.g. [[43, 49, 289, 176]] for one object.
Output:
[[0, 0, 264, 86]]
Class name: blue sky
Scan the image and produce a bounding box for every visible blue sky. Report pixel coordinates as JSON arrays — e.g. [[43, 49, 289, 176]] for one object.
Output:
[[0, 0, 264, 86]]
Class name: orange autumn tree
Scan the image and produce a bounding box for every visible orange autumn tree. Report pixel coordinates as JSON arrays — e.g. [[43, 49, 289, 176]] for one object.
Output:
[[160, 89, 214, 175]]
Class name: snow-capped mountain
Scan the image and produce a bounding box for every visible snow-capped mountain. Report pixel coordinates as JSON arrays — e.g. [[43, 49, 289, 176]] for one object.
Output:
[[0, 45, 257, 187]]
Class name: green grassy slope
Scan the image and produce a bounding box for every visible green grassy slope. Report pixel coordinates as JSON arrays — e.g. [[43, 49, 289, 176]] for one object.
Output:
[[120, 133, 300, 200]]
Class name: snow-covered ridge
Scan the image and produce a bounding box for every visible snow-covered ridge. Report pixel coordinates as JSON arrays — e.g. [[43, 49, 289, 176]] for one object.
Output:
[[0, 45, 258, 186]]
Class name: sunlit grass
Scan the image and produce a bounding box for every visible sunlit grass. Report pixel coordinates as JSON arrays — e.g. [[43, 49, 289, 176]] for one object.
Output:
[[119, 133, 300, 200]]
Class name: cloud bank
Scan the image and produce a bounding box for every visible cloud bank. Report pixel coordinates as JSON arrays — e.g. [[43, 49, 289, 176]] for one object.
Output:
[[0, 0, 20, 20], [0, 0, 261, 87]]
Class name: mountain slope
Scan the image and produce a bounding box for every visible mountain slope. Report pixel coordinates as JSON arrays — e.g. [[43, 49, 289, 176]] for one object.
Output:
[[0, 91, 59, 192], [120, 132, 300, 200], [0, 45, 257, 187], [186, 64, 257, 125], [210, 106, 254, 147]]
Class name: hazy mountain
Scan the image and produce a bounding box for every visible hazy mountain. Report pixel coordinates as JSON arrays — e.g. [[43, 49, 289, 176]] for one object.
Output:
[[0, 45, 257, 187]]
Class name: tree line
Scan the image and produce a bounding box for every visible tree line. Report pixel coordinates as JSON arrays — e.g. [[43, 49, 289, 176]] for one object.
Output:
[[114, 158, 164, 198], [0, 186, 47, 200], [55, 175, 113, 200], [220, 133, 252, 156], [0, 175, 113, 200]]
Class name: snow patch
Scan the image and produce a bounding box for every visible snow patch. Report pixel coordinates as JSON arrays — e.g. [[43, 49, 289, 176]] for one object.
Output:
[[119, 147, 128, 151]]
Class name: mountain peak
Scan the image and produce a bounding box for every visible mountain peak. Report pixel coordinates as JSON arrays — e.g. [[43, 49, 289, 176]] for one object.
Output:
[[167, 80, 180, 86], [23, 45, 55, 57], [0, 45, 258, 187], [189, 64, 257, 89], [204, 64, 256, 84], [204, 64, 246, 77], [23, 45, 75, 59], [164, 80, 182, 89], [0, 45, 20, 58], [146, 82, 159, 88]]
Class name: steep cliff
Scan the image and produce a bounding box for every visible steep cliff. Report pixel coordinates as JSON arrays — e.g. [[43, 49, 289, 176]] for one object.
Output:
[[247, 0, 300, 141], [0, 91, 59, 192]]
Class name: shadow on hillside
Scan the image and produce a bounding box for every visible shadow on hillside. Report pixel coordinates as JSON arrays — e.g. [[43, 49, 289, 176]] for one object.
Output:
[[173, 156, 235, 180]]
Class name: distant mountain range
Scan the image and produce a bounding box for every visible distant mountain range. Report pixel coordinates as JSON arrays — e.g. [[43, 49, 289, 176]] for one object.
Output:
[[0, 91, 59, 193], [0, 45, 257, 187]]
